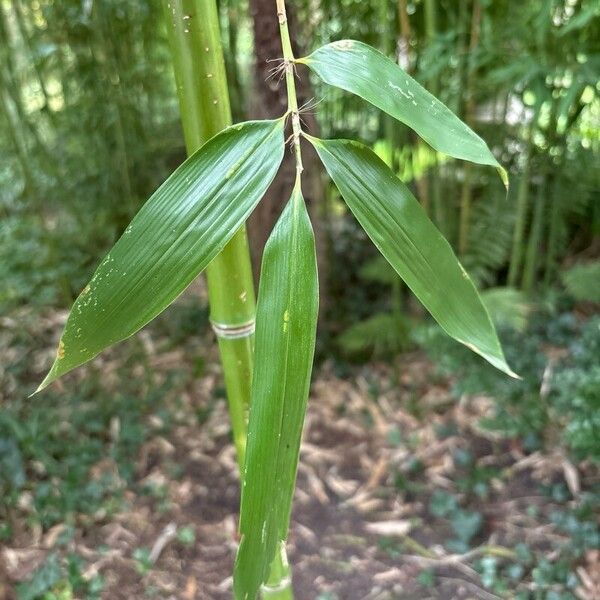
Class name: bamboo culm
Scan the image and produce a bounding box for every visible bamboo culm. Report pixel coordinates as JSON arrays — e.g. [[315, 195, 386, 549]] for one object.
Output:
[[507, 125, 534, 287]]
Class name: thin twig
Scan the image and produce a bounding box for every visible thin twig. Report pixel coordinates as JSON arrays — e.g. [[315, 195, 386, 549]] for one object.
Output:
[[149, 522, 177, 564]]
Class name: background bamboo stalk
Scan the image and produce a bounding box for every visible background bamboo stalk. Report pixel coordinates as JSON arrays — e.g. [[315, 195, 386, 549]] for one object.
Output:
[[423, 0, 444, 234], [508, 122, 534, 288], [522, 177, 547, 295], [458, 0, 482, 257], [544, 178, 562, 288]]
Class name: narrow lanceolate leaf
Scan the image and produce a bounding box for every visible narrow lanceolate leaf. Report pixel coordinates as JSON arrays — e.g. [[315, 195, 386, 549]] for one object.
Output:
[[310, 136, 516, 377], [37, 119, 285, 391], [234, 186, 318, 600], [300, 40, 507, 186]]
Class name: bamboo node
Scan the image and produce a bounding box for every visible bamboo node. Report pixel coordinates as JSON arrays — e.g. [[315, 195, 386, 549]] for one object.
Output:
[[210, 319, 255, 340]]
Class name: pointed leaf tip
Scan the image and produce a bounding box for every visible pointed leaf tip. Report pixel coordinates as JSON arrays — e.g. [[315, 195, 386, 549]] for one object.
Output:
[[304, 40, 505, 182]]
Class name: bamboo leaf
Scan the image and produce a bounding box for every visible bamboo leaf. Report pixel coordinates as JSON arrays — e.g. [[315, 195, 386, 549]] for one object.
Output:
[[37, 119, 285, 392], [300, 40, 507, 185], [310, 136, 516, 377], [234, 185, 318, 600]]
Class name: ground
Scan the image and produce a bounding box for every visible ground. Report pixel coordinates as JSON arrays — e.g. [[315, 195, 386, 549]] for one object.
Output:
[[1, 295, 598, 600]]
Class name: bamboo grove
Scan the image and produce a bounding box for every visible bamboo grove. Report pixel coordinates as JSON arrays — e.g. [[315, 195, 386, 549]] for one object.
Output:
[[2, 0, 598, 599], [1, 1, 597, 312]]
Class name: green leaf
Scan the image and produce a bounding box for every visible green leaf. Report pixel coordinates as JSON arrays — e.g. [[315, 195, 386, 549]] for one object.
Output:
[[37, 119, 285, 392], [561, 261, 600, 304], [234, 185, 318, 600], [309, 136, 516, 377], [300, 40, 507, 186], [481, 287, 532, 333]]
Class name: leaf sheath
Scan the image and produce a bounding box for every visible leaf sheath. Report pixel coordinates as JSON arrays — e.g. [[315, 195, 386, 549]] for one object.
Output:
[[234, 186, 318, 599]]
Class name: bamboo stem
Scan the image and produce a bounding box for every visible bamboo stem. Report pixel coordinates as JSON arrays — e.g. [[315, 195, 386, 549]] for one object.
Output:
[[378, 0, 397, 172], [458, 0, 482, 257], [423, 0, 444, 234], [276, 0, 303, 177], [507, 124, 534, 287], [458, 0, 481, 258], [544, 178, 562, 288], [522, 177, 546, 295], [397, 0, 413, 70], [458, 165, 473, 256], [162, 0, 255, 469], [12, 0, 55, 121]]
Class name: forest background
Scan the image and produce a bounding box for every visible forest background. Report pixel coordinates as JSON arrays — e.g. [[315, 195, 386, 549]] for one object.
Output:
[[1, 1, 599, 599]]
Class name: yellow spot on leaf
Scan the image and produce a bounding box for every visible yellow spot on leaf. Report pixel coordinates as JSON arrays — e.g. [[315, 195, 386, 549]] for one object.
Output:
[[465, 342, 479, 354], [57, 340, 65, 360], [332, 40, 354, 51]]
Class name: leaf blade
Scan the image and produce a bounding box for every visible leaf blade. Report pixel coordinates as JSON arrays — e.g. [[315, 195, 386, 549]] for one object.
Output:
[[234, 186, 318, 600], [310, 136, 516, 377], [38, 119, 285, 391], [301, 40, 507, 185]]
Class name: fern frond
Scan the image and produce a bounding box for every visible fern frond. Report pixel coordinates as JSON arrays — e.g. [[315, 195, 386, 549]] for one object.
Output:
[[337, 312, 411, 358], [462, 192, 514, 286], [482, 287, 533, 332], [561, 262, 600, 304]]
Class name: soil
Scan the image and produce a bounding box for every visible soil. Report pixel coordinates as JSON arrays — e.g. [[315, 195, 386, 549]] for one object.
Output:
[[1, 306, 598, 600]]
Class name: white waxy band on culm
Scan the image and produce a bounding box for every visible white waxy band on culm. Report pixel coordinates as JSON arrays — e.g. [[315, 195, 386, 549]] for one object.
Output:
[[210, 319, 256, 339]]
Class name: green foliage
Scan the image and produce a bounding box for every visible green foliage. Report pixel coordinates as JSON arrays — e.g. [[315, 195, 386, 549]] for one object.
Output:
[[132, 547, 153, 575], [336, 257, 411, 358], [448, 509, 483, 551], [0, 370, 172, 531], [461, 193, 515, 287], [428, 490, 482, 552], [429, 490, 458, 518], [176, 525, 196, 546], [15, 552, 103, 600], [358, 254, 397, 286], [336, 255, 411, 359], [0, 216, 85, 313], [16, 554, 63, 600], [561, 261, 600, 304], [420, 312, 600, 462], [550, 319, 600, 461], [337, 312, 411, 358], [481, 287, 532, 333], [1, 0, 179, 311]]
